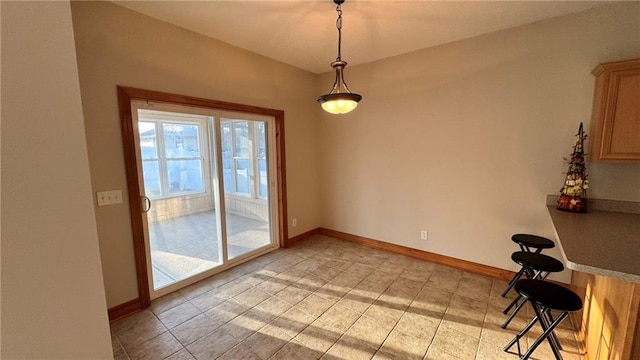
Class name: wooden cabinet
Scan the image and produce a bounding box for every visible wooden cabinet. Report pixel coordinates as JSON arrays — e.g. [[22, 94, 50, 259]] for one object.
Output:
[[571, 271, 640, 360], [589, 58, 640, 163]]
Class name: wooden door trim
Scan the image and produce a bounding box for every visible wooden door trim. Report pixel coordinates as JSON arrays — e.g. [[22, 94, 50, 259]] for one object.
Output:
[[115, 86, 288, 316]]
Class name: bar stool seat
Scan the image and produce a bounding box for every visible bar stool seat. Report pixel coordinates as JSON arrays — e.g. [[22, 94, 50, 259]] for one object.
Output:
[[501, 252, 565, 330], [512, 234, 555, 253], [504, 279, 582, 360], [512, 252, 564, 274], [517, 279, 582, 313], [502, 251, 564, 298]]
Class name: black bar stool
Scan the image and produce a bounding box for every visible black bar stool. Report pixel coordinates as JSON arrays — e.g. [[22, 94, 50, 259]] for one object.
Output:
[[501, 251, 565, 329], [511, 233, 555, 253], [502, 250, 564, 298], [503, 279, 582, 360], [503, 234, 556, 298]]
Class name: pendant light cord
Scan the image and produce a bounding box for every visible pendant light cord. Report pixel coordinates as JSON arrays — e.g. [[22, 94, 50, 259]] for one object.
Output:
[[336, 3, 343, 61]]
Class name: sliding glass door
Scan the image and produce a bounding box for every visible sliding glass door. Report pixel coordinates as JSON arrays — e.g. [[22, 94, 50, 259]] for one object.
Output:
[[131, 102, 278, 298]]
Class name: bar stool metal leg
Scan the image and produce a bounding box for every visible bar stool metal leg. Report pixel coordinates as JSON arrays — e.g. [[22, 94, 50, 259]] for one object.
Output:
[[502, 267, 527, 297], [503, 279, 582, 360], [521, 304, 569, 360]]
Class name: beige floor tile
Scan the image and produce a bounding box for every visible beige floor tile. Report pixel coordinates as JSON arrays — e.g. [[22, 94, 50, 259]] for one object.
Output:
[[389, 276, 425, 297], [113, 310, 167, 352], [312, 264, 344, 281], [378, 329, 429, 360], [164, 348, 195, 360], [323, 335, 378, 360], [395, 311, 440, 341], [157, 301, 202, 329], [294, 293, 336, 318], [253, 295, 292, 318], [217, 343, 261, 360], [297, 273, 329, 292], [177, 280, 215, 300], [427, 273, 462, 294], [244, 324, 292, 359], [170, 313, 219, 346], [238, 272, 267, 288], [225, 309, 271, 341], [324, 258, 352, 272], [218, 277, 255, 298], [475, 338, 516, 360], [425, 345, 468, 360], [455, 275, 492, 302], [330, 272, 366, 289], [411, 286, 453, 318], [112, 334, 129, 360], [275, 284, 312, 305], [150, 291, 188, 315], [233, 287, 271, 308], [366, 269, 399, 288], [406, 259, 436, 273], [377, 286, 414, 311], [364, 301, 405, 328], [335, 290, 375, 314], [204, 299, 249, 327], [355, 278, 388, 295], [271, 307, 316, 338], [371, 351, 394, 360], [188, 288, 226, 312], [479, 322, 520, 348], [430, 325, 480, 360], [127, 331, 183, 360], [293, 319, 343, 354], [439, 316, 484, 340], [186, 327, 240, 359], [318, 303, 362, 332], [316, 282, 350, 302], [398, 267, 431, 283], [271, 341, 324, 360], [446, 293, 488, 324], [344, 314, 394, 350], [255, 276, 290, 295]]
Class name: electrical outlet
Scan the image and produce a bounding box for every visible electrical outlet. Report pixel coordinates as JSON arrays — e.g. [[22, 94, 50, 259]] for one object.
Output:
[[292, 218, 297, 227], [420, 230, 428, 240]]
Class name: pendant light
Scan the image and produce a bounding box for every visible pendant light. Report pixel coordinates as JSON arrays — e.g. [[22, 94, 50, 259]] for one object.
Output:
[[317, 0, 362, 115]]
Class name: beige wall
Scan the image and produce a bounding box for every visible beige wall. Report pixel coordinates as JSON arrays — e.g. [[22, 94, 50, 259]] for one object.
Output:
[[1, 2, 113, 358], [71, 1, 321, 307], [318, 2, 640, 283], [71, 0, 639, 310]]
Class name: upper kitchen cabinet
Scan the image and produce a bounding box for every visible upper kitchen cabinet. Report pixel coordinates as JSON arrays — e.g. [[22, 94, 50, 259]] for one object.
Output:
[[589, 58, 640, 163]]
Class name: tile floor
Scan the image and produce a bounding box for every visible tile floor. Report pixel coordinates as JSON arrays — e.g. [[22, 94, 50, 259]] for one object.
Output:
[[150, 211, 271, 289], [111, 235, 584, 360]]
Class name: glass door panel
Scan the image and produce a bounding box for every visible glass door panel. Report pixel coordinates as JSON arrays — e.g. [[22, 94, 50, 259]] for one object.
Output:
[[221, 118, 273, 260], [137, 109, 223, 292]]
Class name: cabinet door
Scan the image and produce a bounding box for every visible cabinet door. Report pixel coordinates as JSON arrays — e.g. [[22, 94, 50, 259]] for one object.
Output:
[[590, 59, 640, 163]]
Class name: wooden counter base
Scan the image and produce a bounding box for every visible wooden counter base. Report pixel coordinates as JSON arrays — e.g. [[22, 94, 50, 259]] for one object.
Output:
[[571, 268, 640, 360]]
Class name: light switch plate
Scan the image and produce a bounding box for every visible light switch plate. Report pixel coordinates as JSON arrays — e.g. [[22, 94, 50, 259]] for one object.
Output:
[[97, 190, 123, 206]]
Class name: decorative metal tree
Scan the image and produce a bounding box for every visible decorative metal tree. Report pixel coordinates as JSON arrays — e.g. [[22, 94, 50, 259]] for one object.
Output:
[[558, 123, 589, 212]]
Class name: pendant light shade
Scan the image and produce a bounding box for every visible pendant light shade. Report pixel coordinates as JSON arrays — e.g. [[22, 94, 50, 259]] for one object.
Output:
[[317, 0, 362, 115]]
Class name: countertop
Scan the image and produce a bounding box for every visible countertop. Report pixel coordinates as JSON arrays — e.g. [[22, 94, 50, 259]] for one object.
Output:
[[546, 197, 640, 283]]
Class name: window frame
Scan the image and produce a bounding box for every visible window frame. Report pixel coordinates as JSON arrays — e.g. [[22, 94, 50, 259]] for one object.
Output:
[[221, 119, 269, 201], [137, 111, 211, 200]]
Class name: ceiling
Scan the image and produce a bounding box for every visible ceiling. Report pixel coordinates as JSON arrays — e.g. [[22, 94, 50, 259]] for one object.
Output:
[[113, 1, 614, 74]]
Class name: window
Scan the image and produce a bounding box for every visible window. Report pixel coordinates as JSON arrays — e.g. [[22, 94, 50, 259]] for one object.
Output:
[[221, 119, 268, 199], [138, 117, 207, 198]]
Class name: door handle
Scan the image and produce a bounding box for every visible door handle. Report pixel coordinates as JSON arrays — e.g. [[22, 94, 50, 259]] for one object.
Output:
[[141, 196, 152, 213]]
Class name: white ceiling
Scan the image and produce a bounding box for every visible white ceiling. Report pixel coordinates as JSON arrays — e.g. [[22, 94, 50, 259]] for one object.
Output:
[[113, 1, 614, 74]]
